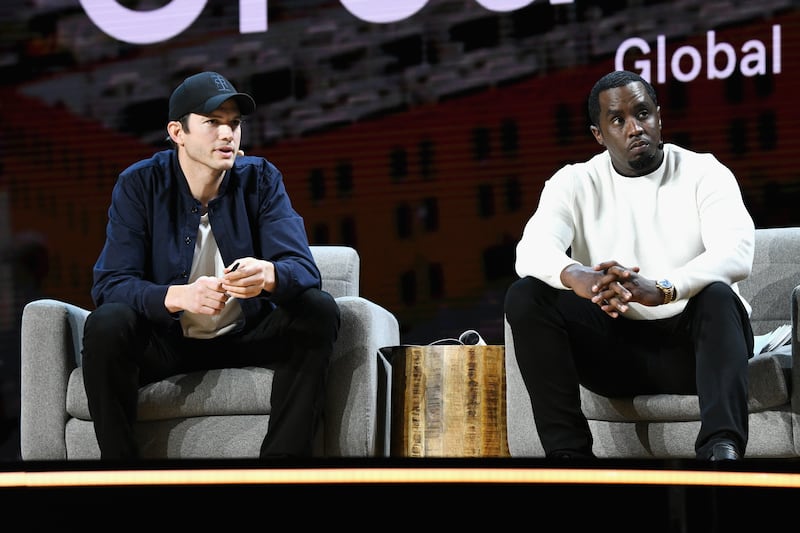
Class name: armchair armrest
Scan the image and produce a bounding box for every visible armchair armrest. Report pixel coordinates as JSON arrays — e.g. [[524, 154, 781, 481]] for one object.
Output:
[[20, 298, 90, 460], [792, 285, 800, 455], [324, 296, 399, 457]]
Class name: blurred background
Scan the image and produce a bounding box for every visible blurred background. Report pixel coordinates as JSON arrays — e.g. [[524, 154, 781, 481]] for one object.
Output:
[[0, 0, 797, 460]]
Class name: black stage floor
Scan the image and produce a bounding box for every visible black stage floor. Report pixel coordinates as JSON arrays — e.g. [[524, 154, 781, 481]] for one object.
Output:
[[2, 457, 799, 530]]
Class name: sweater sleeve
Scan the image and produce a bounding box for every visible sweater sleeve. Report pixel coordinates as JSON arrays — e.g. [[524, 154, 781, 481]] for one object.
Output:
[[514, 165, 580, 289], [670, 152, 754, 306]]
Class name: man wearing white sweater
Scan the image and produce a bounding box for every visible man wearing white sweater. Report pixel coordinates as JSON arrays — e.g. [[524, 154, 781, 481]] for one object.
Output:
[[504, 70, 755, 461]]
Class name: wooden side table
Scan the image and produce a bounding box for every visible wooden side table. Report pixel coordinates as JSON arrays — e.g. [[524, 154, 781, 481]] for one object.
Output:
[[384, 344, 510, 458]]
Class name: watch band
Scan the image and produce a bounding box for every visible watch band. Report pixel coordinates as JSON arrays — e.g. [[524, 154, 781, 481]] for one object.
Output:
[[656, 280, 675, 304], [661, 287, 672, 304]]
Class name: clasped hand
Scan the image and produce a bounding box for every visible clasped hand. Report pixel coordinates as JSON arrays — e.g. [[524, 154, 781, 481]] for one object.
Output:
[[180, 258, 276, 315], [562, 260, 662, 318], [588, 261, 639, 318]]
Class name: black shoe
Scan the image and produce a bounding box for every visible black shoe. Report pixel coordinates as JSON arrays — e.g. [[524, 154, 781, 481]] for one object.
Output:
[[708, 440, 740, 461], [548, 449, 596, 460]]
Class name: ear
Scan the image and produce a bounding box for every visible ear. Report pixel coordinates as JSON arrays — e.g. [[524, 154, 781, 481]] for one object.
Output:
[[166, 120, 183, 145], [590, 124, 604, 146]]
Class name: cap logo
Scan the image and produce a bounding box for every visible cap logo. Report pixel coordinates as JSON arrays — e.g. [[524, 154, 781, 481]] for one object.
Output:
[[213, 74, 232, 92]]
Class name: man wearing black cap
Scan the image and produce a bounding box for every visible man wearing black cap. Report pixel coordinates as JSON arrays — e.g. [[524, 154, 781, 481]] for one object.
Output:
[[81, 71, 340, 459]]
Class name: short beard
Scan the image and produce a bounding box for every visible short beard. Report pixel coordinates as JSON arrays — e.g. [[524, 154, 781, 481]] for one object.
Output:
[[629, 153, 656, 171], [629, 141, 664, 172]]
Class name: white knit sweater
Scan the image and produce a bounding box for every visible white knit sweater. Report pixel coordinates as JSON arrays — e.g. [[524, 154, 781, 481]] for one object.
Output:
[[514, 143, 755, 320]]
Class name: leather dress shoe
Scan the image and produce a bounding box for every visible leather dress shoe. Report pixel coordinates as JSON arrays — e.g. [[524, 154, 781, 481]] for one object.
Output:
[[709, 440, 740, 461], [548, 449, 596, 460]]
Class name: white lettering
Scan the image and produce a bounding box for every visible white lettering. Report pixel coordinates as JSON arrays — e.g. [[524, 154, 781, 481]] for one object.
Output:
[[671, 45, 702, 82], [340, 0, 428, 24], [82, 0, 573, 42], [615, 25, 782, 84], [707, 31, 736, 80], [80, 0, 207, 45], [81, 0, 268, 44], [480, 0, 576, 8], [740, 39, 767, 77], [240, 0, 268, 34], [474, 0, 535, 12], [342, 0, 572, 24], [773, 24, 782, 74], [614, 37, 651, 82]]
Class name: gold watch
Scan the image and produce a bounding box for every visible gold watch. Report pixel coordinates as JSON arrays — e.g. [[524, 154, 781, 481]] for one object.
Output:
[[655, 279, 675, 304]]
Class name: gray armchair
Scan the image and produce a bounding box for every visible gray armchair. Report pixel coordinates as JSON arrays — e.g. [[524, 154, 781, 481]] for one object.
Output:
[[20, 245, 399, 460], [505, 226, 800, 458]]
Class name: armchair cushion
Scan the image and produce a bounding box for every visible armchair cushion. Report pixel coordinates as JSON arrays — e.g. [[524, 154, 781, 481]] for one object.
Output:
[[67, 367, 275, 420], [579, 352, 790, 422]]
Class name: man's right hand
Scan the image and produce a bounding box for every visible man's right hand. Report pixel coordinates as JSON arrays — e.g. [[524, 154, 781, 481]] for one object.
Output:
[[165, 276, 230, 314], [561, 262, 635, 318]]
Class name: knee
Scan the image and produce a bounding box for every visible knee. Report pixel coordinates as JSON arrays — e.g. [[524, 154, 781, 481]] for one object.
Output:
[[299, 288, 340, 323], [505, 276, 547, 324], [694, 282, 740, 308], [293, 288, 340, 342], [691, 282, 752, 337], [84, 303, 139, 344], [82, 303, 142, 365]]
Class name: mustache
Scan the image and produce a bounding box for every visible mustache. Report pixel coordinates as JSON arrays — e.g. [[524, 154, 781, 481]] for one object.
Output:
[[630, 139, 664, 150]]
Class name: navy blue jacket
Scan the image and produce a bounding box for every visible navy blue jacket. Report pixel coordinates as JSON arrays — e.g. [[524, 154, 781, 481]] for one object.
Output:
[[91, 149, 320, 332]]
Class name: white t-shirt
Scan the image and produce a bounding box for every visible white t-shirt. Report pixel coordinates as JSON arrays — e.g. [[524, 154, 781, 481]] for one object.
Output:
[[514, 143, 755, 320], [180, 212, 244, 338]]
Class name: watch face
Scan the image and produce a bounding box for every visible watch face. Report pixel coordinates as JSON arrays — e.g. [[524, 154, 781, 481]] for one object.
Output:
[[658, 279, 673, 289]]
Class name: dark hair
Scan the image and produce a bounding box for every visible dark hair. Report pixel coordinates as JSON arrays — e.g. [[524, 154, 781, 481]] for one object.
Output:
[[587, 70, 658, 127]]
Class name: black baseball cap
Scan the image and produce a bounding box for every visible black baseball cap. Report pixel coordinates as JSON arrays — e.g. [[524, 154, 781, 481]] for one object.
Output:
[[168, 71, 256, 121]]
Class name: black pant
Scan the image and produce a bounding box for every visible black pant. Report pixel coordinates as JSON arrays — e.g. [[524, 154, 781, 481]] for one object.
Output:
[[504, 277, 753, 459], [81, 287, 340, 459]]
